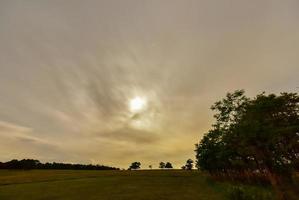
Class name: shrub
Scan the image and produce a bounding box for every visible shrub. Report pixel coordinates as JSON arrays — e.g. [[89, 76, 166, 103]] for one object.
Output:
[[227, 186, 273, 200]]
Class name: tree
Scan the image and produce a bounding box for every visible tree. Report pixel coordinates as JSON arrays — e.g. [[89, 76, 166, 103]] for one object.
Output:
[[232, 93, 299, 198], [210, 89, 249, 130], [165, 162, 173, 169], [183, 159, 193, 170], [186, 159, 194, 170], [128, 162, 141, 170], [195, 128, 230, 173], [159, 162, 166, 169], [195, 90, 299, 200]]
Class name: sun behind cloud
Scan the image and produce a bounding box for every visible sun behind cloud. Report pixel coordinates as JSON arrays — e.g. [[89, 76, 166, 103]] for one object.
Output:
[[129, 97, 147, 112]]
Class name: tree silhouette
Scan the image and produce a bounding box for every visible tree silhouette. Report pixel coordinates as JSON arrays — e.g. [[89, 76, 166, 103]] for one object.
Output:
[[185, 159, 194, 170], [195, 90, 299, 200], [159, 162, 166, 169], [0, 159, 118, 170], [165, 162, 173, 169], [128, 162, 141, 170]]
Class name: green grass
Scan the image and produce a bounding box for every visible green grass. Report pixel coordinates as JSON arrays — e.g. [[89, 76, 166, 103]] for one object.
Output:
[[0, 170, 274, 200]]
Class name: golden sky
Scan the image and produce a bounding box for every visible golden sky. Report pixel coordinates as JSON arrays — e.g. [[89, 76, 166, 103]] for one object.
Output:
[[0, 0, 298, 168]]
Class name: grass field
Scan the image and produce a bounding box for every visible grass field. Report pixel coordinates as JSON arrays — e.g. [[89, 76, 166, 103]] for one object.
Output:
[[0, 170, 274, 200]]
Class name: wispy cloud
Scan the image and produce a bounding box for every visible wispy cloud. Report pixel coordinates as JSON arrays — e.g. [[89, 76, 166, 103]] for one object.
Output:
[[0, 0, 298, 168]]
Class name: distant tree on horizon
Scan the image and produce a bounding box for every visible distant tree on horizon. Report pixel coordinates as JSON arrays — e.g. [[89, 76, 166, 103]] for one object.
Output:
[[181, 159, 194, 170], [184, 159, 194, 170], [128, 162, 141, 170], [165, 162, 173, 169], [159, 162, 166, 169]]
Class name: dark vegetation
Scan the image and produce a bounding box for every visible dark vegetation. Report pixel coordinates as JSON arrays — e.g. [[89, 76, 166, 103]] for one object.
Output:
[[0, 159, 119, 170], [181, 159, 194, 170], [128, 161, 141, 170], [159, 162, 166, 168], [195, 90, 299, 199], [165, 162, 173, 168], [159, 162, 173, 169]]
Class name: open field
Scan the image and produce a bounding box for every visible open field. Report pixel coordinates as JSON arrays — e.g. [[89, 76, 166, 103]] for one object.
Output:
[[0, 170, 274, 200]]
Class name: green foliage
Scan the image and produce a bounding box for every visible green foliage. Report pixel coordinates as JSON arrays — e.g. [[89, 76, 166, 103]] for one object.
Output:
[[195, 90, 299, 191], [195, 90, 251, 173]]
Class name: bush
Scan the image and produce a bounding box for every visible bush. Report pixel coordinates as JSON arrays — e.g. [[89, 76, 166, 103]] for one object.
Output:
[[227, 186, 273, 200]]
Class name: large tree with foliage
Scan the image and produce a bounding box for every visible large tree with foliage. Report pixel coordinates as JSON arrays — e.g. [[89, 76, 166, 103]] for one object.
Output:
[[195, 90, 299, 199]]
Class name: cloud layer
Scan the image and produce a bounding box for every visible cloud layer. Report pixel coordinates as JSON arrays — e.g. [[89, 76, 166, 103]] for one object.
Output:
[[0, 0, 298, 168]]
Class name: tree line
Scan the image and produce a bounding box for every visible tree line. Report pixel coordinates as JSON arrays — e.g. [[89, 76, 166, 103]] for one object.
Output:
[[195, 90, 299, 199], [0, 159, 119, 170], [128, 159, 194, 170]]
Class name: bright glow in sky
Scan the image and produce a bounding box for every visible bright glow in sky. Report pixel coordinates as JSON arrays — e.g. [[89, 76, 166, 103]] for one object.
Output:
[[130, 97, 147, 112]]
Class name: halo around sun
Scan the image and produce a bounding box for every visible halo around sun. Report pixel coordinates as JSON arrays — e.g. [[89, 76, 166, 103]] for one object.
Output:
[[129, 96, 147, 112]]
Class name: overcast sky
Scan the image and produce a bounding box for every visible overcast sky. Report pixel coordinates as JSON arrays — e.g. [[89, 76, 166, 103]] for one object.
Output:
[[0, 0, 298, 168]]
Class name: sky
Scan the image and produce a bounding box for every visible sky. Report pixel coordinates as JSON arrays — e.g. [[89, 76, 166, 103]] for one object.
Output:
[[0, 0, 298, 168]]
